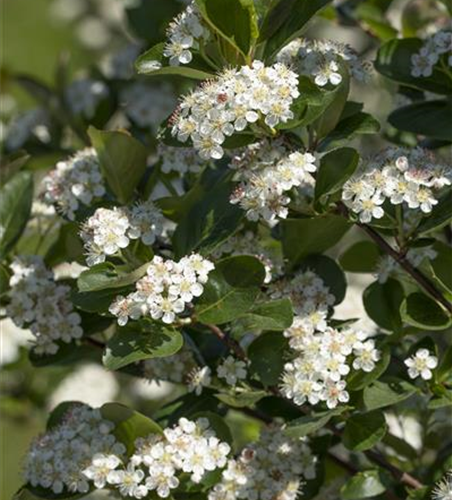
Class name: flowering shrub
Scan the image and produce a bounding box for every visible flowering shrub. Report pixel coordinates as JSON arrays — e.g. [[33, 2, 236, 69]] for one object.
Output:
[[1, 1, 452, 500]]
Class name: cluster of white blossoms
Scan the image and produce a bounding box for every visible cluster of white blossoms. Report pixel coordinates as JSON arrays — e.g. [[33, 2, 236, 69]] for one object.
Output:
[[23, 404, 126, 495], [272, 270, 380, 408], [229, 139, 316, 223], [276, 38, 372, 86], [208, 426, 316, 500], [156, 144, 206, 175], [342, 147, 452, 223], [163, 1, 210, 66], [129, 417, 230, 497], [171, 61, 300, 160], [109, 254, 214, 325], [120, 83, 176, 130], [7, 256, 84, 356], [212, 229, 281, 283], [65, 78, 109, 119], [411, 29, 452, 77], [375, 246, 437, 283], [80, 200, 164, 266], [42, 148, 106, 220], [143, 344, 197, 384], [5, 107, 51, 151], [404, 348, 438, 381]]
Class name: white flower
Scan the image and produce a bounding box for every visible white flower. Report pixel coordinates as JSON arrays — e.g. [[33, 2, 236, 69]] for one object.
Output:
[[188, 366, 212, 395], [217, 356, 248, 385], [410, 29, 451, 78], [127, 199, 164, 246], [405, 348, 438, 380], [320, 379, 350, 409], [108, 463, 146, 497], [432, 471, 452, 500], [352, 340, 380, 372], [82, 454, 121, 488]]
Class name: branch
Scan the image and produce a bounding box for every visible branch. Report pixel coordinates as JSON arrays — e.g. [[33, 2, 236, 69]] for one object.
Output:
[[203, 322, 425, 491], [337, 202, 452, 314], [83, 337, 106, 349]]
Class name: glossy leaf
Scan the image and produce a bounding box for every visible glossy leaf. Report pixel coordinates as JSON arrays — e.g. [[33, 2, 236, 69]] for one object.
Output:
[[248, 331, 288, 387], [103, 322, 184, 370], [341, 470, 387, 499], [194, 255, 266, 324], [364, 379, 417, 411], [340, 241, 381, 273], [88, 127, 147, 204], [363, 279, 405, 332], [77, 262, 148, 292], [0, 171, 33, 258], [343, 410, 388, 451], [285, 407, 346, 438], [281, 215, 351, 267], [400, 292, 452, 330], [237, 298, 294, 331]]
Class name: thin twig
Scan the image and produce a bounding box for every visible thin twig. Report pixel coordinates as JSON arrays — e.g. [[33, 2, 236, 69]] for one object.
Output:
[[337, 202, 452, 314]]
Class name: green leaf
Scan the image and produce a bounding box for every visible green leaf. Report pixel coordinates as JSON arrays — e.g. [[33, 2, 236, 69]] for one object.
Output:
[[363, 279, 405, 332], [14, 486, 84, 500], [285, 407, 346, 438], [135, 42, 214, 80], [417, 191, 452, 235], [88, 127, 147, 204], [103, 322, 184, 370], [340, 470, 387, 499], [318, 112, 381, 151], [260, 0, 332, 60], [194, 255, 265, 324], [347, 347, 391, 391], [172, 169, 243, 258], [0, 171, 33, 258], [364, 379, 417, 411], [77, 262, 148, 292], [29, 343, 100, 368], [315, 147, 359, 203], [0, 263, 10, 296], [72, 287, 130, 313], [237, 298, 294, 331], [101, 402, 163, 455], [0, 150, 30, 183], [298, 255, 347, 305], [215, 390, 267, 408], [400, 292, 452, 330], [343, 410, 388, 451], [375, 38, 452, 95], [389, 100, 452, 141], [195, 0, 259, 57], [438, 344, 452, 382], [248, 331, 288, 387], [430, 241, 452, 294], [281, 215, 351, 267], [340, 241, 381, 273]]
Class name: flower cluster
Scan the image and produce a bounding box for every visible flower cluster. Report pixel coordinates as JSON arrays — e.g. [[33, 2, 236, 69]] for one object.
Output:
[[23, 404, 126, 494], [7, 256, 84, 356], [109, 254, 214, 325], [4, 107, 51, 151], [80, 200, 164, 266], [432, 471, 452, 500], [342, 147, 452, 223], [163, 1, 210, 66], [130, 417, 230, 497], [208, 426, 316, 500], [42, 148, 106, 220], [375, 246, 437, 283], [120, 83, 176, 130], [273, 270, 380, 408], [404, 348, 438, 381], [276, 38, 372, 86], [411, 29, 452, 77], [229, 139, 316, 223], [65, 78, 109, 119], [143, 344, 197, 384], [171, 61, 300, 160], [156, 144, 206, 175]]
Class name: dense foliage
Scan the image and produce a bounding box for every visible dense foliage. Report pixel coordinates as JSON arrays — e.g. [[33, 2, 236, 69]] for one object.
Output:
[[1, 0, 452, 499]]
